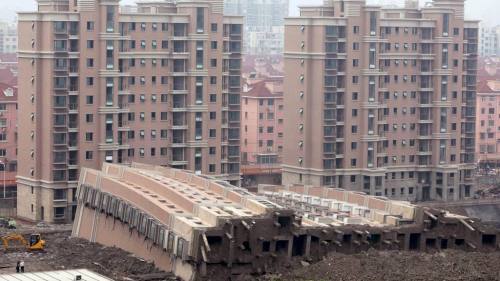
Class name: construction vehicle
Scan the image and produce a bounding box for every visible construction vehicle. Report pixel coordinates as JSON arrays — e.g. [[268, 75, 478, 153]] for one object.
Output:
[[1, 233, 45, 251]]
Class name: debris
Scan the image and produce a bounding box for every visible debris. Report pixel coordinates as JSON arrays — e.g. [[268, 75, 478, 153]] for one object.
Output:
[[257, 250, 500, 281], [300, 261, 310, 267], [0, 231, 173, 280]]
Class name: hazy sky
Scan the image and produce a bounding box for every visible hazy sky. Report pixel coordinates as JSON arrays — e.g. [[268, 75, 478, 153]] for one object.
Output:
[[5, 0, 500, 25]]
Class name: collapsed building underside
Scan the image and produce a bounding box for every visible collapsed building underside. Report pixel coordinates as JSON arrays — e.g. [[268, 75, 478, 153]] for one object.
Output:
[[72, 163, 500, 281]]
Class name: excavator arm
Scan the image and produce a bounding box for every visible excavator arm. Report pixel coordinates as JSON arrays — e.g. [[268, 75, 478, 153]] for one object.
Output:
[[1, 234, 28, 250]]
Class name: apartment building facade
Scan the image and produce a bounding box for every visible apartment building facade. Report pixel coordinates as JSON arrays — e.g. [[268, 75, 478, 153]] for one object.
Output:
[[283, 0, 478, 202], [479, 24, 500, 57], [0, 83, 17, 199], [476, 80, 500, 168], [224, 0, 289, 55], [17, 0, 242, 222], [0, 22, 17, 54], [241, 81, 284, 164]]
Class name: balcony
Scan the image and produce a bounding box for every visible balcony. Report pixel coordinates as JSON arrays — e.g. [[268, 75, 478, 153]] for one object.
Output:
[[68, 141, 78, 151], [68, 158, 78, 166], [69, 103, 78, 111]]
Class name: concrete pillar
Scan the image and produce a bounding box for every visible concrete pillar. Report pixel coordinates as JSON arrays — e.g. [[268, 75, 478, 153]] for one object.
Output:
[[305, 235, 311, 257]]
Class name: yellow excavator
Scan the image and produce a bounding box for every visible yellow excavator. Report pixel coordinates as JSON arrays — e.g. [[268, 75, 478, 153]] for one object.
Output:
[[1, 233, 45, 251]]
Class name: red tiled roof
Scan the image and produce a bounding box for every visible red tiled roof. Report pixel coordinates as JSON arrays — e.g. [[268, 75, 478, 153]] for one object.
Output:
[[0, 82, 17, 102], [0, 54, 17, 63], [477, 80, 494, 93], [243, 81, 281, 98], [0, 68, 16, 85]]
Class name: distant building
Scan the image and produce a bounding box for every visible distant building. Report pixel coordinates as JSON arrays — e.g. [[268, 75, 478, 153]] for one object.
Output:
[[241, 80, 283, 186], [224, 0, 289, 55], [283, 0, 478, 201], [476, 80, 500, 168], [0, 82, 17, 202], [0, 22, 17, 54], [479, 24, 500, 57]]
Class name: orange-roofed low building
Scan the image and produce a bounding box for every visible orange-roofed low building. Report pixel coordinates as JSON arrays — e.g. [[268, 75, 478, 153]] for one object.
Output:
[[476, 80, 500, 169], [0, 82, 17, 216], [241, 80, 283, 187]]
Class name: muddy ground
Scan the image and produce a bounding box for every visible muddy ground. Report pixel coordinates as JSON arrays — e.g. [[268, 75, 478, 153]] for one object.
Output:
[[2, 226, 500, 281], [255, 249, 500, 281], [0, 230, 172, 280]]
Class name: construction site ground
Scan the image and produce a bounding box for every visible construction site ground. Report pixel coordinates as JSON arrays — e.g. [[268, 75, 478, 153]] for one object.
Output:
[[1, 222, 500, 281], [0, 222, 174, 280], [254, 250, 500, 281]]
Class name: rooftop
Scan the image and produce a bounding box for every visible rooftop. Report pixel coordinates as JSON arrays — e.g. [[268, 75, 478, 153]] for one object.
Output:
[[0, 82, 17, 102], [0, 269, 113, 281]]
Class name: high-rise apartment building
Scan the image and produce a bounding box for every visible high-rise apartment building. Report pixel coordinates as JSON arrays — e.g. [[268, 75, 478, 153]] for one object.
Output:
[[224, 0, 289, 55], [479, 24, 500, 57], [17, 0, 243, 222], [283, 0, 478, 202], [0, 22, 17, 54]]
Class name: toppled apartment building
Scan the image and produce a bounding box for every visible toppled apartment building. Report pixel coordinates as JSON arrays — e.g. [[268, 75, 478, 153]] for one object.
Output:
[[72, 163, 500, 281]]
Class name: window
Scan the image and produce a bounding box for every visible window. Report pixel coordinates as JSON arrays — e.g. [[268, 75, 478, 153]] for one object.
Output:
[[211, 41, 217, 49], [86, 77, 94, 86], [353, 26, 359, 34], [85, 132, 93, 141], [351, 142, 357, 150], [211, 23, 218, 32], [210, 59, 217, 67], [87, 40, 94, 48], [267, 127, 274, 133], [86, 151, 93, 160], [352, 42, 359, 50], [86, 21, 94, 31], [86, 114, 93, 123], [209, 147, 216, 155], [351, 125, 357, 133], [86, 96, 93, 105], [210, 76, 217, 85], [352, 76, 359, 83], [86, 58, 94, 67], [352, 92, 358, 100], [210, 112, 216, 120], [161, 112, 168, 121], [209, 164, 216, 173], [209, 129, 216, 138]]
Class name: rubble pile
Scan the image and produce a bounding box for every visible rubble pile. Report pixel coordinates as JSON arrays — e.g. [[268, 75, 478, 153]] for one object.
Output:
[[256, 250, 500, 281], [0, 231, 172, 280]]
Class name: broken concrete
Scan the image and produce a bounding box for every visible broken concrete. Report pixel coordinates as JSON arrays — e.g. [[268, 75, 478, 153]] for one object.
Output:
[[72, 163, 500, 281]]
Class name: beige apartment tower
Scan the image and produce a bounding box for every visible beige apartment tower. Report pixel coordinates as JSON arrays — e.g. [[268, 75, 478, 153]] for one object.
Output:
[[283, 0, 478, 201], [17, 0, 243, 222]]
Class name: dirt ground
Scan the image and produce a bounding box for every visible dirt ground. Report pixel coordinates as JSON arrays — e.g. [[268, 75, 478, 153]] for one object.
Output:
[[2, 224, 500, 281], [256, 249, 500, 281], [0, 230, 173, 280]]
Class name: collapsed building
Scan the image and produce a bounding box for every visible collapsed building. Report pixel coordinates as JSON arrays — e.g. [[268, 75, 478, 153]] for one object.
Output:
[[72, 163, 500, 281]]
